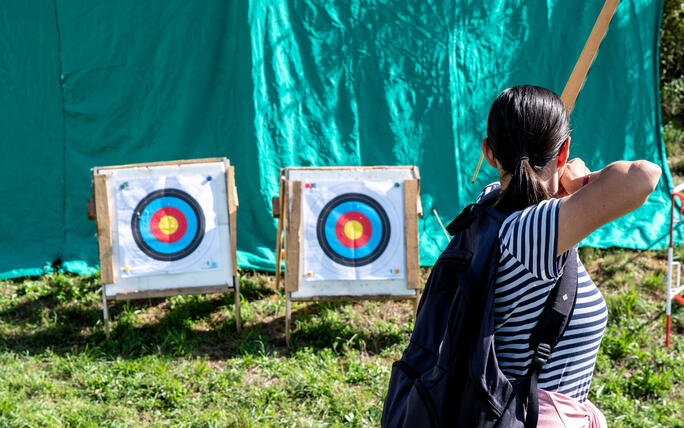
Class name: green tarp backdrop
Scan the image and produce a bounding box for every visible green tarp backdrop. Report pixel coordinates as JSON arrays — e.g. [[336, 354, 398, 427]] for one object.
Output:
[[0, 0, 674, 279]]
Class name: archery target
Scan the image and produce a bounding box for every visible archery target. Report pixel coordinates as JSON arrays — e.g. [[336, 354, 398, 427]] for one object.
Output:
[[302, 180, 405, 281], [316, 193, 390, 267], [131, 189, 205, 261], [115, 174, 222, 278]]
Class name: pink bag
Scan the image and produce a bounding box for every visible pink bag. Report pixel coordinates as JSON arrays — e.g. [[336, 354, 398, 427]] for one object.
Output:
[[537, 389, 607, 428]]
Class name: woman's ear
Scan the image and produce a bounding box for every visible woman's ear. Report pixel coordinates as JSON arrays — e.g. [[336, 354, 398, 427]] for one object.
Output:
[[557, 136, 570, 168], [482, 138, 497, 168]]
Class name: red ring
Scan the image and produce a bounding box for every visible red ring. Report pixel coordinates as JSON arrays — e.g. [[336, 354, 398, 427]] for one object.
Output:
[[150, 207, 187, 243], [335, 211, 372, 248]]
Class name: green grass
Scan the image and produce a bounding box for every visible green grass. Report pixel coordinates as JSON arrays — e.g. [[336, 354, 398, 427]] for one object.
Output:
[[1, 251, 684, 427], [0, 271, 410, 427], [580, 248, 684, 428]]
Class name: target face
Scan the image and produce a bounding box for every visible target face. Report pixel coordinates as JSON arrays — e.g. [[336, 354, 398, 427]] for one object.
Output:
[[131, 189, 205, 261], [300, 178, 407, 285], [112, 168, 226, 281], [316, 193, 391, 267]]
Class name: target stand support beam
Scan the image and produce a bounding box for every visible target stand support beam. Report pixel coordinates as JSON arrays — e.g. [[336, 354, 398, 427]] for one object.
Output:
[[273, 170, 287, 291]]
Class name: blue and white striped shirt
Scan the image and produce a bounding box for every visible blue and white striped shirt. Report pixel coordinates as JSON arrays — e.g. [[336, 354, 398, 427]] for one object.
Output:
[[479, 183, 607, 402]]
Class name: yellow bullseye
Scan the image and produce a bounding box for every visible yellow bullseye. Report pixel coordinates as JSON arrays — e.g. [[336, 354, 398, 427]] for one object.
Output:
[[158, 215, 179, 235], [344, 220, 364, 240]]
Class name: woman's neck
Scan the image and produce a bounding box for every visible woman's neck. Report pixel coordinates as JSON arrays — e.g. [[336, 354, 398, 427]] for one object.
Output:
[[496, 166, 560, 197]]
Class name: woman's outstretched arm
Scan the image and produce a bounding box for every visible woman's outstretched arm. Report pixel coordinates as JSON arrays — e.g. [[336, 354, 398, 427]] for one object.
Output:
[[556, 159, 662, 256]]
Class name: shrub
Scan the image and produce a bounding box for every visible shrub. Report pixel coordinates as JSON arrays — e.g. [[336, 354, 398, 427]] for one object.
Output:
[[660, 0, 684, 83], [661, 1, 684, 130]]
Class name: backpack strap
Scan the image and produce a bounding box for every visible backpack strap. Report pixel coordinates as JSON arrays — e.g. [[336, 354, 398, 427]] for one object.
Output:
[[446, 203, 479, 236], [524, 247, 579, 428], [445, 191, 510, 236]]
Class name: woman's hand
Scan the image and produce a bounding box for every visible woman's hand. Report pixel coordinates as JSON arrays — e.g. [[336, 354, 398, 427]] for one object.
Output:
[[557, 160, 661, 255], [559, 158, 591, 196]]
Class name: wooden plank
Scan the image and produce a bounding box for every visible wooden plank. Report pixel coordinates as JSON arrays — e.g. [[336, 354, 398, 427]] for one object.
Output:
[[285, 293, 292, 346], [93, 174, 115, 284], [233, 275, 242, 333], [560, 0, 620, 113], [411, 166, 423, 217], [271, 197, 280, 218], [93, 157, 226, 172], [289, 293, 416, 302], [282, 165, 416, 173], [275, 177, 286, 290], [404, 179, 420, 289], [87, 198, 96, 220], [410, 165, 421, 180], [226, 162, 239, 277], [110, 285, 231, 301], [285, 181, 302, 292]]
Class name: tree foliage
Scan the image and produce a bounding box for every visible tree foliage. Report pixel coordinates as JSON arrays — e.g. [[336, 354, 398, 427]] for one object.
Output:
[[661, 0, 684, 126], [661, 0, 684, 82]]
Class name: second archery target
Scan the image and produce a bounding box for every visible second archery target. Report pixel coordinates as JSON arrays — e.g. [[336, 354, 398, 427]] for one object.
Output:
[[275, 166, 421, 345], [302, 181, 405, 281], [278, 166, 422, 297]]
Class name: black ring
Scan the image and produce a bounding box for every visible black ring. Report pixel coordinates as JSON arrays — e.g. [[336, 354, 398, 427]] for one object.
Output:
[[316, 193, 391, 267], [131, 188, 205, 261]]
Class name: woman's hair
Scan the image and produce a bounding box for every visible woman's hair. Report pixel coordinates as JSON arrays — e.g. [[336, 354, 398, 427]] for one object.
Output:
[[486, 85, 570, 212]]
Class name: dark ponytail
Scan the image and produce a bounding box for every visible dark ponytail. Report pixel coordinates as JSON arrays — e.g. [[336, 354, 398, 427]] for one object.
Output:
[[486, 85, 570, 212]]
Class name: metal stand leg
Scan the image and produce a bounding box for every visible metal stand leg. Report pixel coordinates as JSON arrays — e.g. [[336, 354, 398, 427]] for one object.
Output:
[[102, 288, 110, 339], [285, 292, 292, 346], [234, 275, 242, 333]]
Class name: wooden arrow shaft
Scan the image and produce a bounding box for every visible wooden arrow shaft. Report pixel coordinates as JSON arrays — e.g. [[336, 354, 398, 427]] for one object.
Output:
[[560, 0, 620, 113]]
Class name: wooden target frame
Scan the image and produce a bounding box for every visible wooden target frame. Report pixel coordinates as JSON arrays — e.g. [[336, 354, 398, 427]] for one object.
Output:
[[89, 158, 241, 337], [272, 166, 422, 345]]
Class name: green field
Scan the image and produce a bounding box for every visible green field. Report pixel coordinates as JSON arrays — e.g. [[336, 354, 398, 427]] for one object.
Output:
[[0, 247, 683, 427]]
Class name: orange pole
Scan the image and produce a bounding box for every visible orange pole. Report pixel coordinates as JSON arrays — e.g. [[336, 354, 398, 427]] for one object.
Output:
[[666, 315, 671, 348]]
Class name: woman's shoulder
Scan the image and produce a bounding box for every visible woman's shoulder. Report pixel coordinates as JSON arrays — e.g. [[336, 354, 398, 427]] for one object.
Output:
[[498, 196, 567, 280]]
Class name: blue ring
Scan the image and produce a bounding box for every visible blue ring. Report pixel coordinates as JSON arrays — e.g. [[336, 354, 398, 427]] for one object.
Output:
[[138, 197, 198, 254], [131, 188, 205, 261], [323, 201, 382, 259], [315, 193, 390, 267]]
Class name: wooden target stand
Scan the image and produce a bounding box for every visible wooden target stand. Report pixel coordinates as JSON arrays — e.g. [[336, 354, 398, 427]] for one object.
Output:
[[88, 158, 241, 337], [272, 166, 423, 345]]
